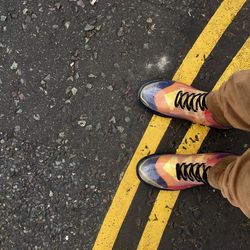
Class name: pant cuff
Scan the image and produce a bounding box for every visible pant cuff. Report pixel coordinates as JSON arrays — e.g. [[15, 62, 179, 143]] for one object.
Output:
[[208, 155, 237, 189], [206, 91, 230, 127]]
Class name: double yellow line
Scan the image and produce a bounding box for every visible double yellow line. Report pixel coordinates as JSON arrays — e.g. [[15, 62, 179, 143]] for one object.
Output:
[[93, 1, 247, 249], [137, 37, 250, 250]]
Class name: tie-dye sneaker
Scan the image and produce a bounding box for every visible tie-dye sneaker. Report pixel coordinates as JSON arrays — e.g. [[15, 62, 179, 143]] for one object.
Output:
[[139, 80, 226, 128], [137, 153, 231, 190]]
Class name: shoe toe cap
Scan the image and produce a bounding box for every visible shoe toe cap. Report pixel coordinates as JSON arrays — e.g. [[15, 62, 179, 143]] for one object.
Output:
[[137, 155, 168, 189], [139, 81, 174, 111]]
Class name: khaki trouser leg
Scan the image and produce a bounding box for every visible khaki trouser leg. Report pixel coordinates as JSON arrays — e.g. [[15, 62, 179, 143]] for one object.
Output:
[[206, 70, 250, 218], [206, 70, 250, 131], [208, 149, 250, 219]]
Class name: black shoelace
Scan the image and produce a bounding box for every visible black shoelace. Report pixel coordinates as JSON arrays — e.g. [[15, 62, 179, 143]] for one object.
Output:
[[174, 91, 208, 112], [176, 162, 211, 184]]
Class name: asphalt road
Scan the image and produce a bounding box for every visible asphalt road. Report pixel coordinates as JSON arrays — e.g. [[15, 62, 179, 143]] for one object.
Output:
[[0, 0, 249, 249]]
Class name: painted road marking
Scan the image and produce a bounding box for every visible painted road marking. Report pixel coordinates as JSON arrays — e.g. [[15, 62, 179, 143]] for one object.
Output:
[[92, 0, 246, 249], [137, 37, 250, 250]]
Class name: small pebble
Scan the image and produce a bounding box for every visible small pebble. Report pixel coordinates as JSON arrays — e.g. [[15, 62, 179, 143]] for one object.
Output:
[[74, 72, 80, 80], [143, 43, 149, 49], [22, 23, 27, 30], [33, 114, 40, 121], [117, 27, 124, 37], [67, 76, 74, 81], [78, 120, 86, 127], [90, 0, 97, 6], [96, 25, 101, 31], [84, 24, 95, 31], [117, 126, 124, 133], [125, 117, 130, 123], [71, 87, 78, 95], [31, 13, 37, 19], [65, 21, 70, 29], [14, 125, 20, 132], [109, 116, 116, 124], [59, 132, 65, 138], [107, 85, 113, 91], [146, 17, 153, 23], [16, 69, 22, 76], [55, 2, 62, 9], [23, 8, 28, 14], [86, 83, 92, 89], [0, 16, 7, 22], [88, 74, 97, 78], [11, 61, 18, 70], [124, 106, 131, 112], [44, 74, 51, 81], [85, 125, 93, 131], [77, 0, 85, 8]]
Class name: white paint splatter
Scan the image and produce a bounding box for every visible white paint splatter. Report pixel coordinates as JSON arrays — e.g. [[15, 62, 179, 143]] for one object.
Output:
[[146, 63, 153, 70], [145, 55, 170, 72], [157, 56, 169, 71]]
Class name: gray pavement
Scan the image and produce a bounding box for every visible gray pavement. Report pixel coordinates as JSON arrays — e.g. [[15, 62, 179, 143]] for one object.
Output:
[[0, 0, 249, 249]]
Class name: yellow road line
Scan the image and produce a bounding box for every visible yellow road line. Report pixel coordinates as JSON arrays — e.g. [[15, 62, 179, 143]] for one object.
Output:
[[137, 37, 250, 250], [93, 1, 246, 249]]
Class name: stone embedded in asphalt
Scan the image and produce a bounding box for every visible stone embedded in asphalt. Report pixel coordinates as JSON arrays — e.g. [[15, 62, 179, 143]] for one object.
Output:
[[125, 117, 130, 123], [107, 85, 113, 91], [33, 114, 40, 121], [0, 15, 7, 22], [10, 61, 18, 70], [109, 116, 116, 124], [117, 27, 124, 37], [117, 126, 124, 133], [88, 74, 97, 78], [71, 87, 78, 95], [78, 120, 86, 127], [86, 83, 92, 89], [14, 125, 21, 132], [84, 24, 95, 31], [77, 0, 85, 8], [65, 21, 70, 29]]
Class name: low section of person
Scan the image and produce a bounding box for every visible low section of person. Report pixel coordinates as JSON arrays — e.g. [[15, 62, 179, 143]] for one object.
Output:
[[137, 70, 250, 219]]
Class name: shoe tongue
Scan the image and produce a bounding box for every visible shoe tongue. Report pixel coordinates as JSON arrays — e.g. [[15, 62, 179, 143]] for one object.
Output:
[[165, 90, 179, 109]]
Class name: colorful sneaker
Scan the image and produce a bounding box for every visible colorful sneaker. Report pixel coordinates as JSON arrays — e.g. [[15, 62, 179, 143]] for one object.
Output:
[[136, 153, 231, 190], [139, 80, 226, 128]]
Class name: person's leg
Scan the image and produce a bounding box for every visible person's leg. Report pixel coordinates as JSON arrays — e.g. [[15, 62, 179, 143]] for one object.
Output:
[[206, 70, 250, 131], [207, 70, 250, 218], [208, 149, 250, 219]]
